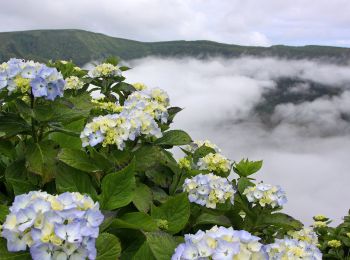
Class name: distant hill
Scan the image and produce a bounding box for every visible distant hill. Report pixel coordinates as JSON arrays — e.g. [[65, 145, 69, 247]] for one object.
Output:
[[1, 29, 350, 65]]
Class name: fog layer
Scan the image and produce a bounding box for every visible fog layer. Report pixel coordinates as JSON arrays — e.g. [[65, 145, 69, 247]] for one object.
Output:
[[124, 57, 350, 225]]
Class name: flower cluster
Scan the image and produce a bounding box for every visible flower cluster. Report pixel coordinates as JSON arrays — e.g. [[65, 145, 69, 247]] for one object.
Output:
[[243, 183, 287, 208], [287, 228, 318, 245], [327, 240, 341, 248], [132, 82, 147, 91], [80, 110, 162, 149], [64, 76, 84, 90], [88, 63, 121, 78], [178, 157, 191, 170], [81, 87, 170, 149], [91, 99, 123, 113], [265, 238, 322, 259], [124, 87, 170, 123], [184, 140, 221, 153], [0, 58, 65, 100], [183, 173, 235, 209], [1, 191, 104, 260], [197, 153, 231, 173], [172, 226, 266, 260]]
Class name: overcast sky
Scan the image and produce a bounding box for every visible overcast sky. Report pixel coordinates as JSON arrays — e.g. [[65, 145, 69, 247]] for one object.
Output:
[[1, 0, 350, 47]]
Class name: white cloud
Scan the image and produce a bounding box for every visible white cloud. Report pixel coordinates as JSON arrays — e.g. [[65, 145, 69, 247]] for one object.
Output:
[[124, 56, 350, 224], [1, 0, 350, 46]]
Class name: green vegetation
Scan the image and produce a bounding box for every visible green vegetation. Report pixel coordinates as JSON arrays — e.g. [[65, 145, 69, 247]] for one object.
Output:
[[1, 29, 350, 65]]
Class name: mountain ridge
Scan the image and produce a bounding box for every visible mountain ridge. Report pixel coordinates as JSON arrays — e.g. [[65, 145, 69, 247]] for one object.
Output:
[[1, 29, 350, 65]]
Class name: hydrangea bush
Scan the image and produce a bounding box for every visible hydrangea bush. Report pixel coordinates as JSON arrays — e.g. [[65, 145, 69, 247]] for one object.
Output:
[[0, 57, 348, 259]]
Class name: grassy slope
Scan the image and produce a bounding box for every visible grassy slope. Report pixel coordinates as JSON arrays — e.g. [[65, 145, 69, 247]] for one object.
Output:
[[1, 29, 350, 65]]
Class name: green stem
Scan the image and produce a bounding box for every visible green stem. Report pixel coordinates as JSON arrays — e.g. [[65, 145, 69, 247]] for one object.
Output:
[[30, 91, 38, 143]]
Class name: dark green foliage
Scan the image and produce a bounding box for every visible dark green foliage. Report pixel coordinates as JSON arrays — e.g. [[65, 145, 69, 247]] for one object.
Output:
[[1, 29, 350, 66]]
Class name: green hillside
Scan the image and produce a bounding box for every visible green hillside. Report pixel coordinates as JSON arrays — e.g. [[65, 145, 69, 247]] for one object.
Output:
[[1, 29, 350, 65]]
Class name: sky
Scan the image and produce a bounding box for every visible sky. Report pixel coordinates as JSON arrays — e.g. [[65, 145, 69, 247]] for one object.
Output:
[[1, 0, 350, 47], [124, 57, 350, 225]]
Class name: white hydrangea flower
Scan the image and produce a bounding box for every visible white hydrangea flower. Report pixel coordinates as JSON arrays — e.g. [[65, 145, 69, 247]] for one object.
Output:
[[88, 63, 121, 78], [243, 183, 287, 208], [265, 238, 322, 260], [183, 173, 235, 209], [64, 76, 84, 90], [197, 153, 231, 173], [172, 226, 266, 260]]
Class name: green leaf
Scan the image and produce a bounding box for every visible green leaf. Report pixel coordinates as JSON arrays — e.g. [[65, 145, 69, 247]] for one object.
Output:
[[237, 177, 254, 194], [133, 145, 179, 174], [34, 101, 90, 123], [90, 149, 114, 173], [233, 159, 263, 177], [193, 146, 217, 163], [145, 232, 179, 260], [133, 145, 162, 171], [55, 163, 97, 198], [96, 233, 122, 260], [100, 159, 136, 210], [110, 212, 158, 232], [0, 140, 16, 158], [258, 213, 303, 230], [145, 166, 173, 188], [0, 113, 31, 137], [0, 205, 9, 223], [49, 119, 85, 149], [25, 140, 59, 182], [0, 238, 31, 259], [194, 213, 231, 227], [133, 183, 153, 213], [151, 193, 190, 234], [167, 107, 182, 123], [5, 160, 37, 195], [154, 130, 192, 146], [133, 242, 156, 260], [58, 148, 100, 172]]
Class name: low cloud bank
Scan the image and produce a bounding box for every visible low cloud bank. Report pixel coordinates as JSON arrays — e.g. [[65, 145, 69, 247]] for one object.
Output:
[[123, 56, 350, 224]]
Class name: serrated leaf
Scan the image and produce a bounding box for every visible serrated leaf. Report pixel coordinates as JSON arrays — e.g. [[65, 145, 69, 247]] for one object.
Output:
[[258, 213, 303, 230], [167, 107, 182, 123], [96, 233, 121, 260], [49, 119, 85, 150], [55, 163, 97, 199], [151, 193, 190, 234], [193, 146, 217, 163], [194, 213, 231, 227], [155, 130, 192, 146], [5, 160, 38, 195], [25, 140, 60, 182], [133, 242, 156, 260], [58, 148, 100, 172], [237, 177, 254, 194], [0, 113, 31, 137], [133, 183, 153, 213], [110, 212, 158, 232], [145, 232, 179, 260], [100, 159, 136, 210], [233, 159, 263, 177]]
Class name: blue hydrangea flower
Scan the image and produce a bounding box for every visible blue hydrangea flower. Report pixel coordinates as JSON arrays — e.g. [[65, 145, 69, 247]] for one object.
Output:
[[0, 58, 65, 100], [1, 191, 104, 260], [183, 173, 235, 209]]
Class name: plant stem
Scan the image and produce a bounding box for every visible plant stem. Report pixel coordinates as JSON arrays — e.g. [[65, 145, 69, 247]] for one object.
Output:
[[30, 91, 38, 143]]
